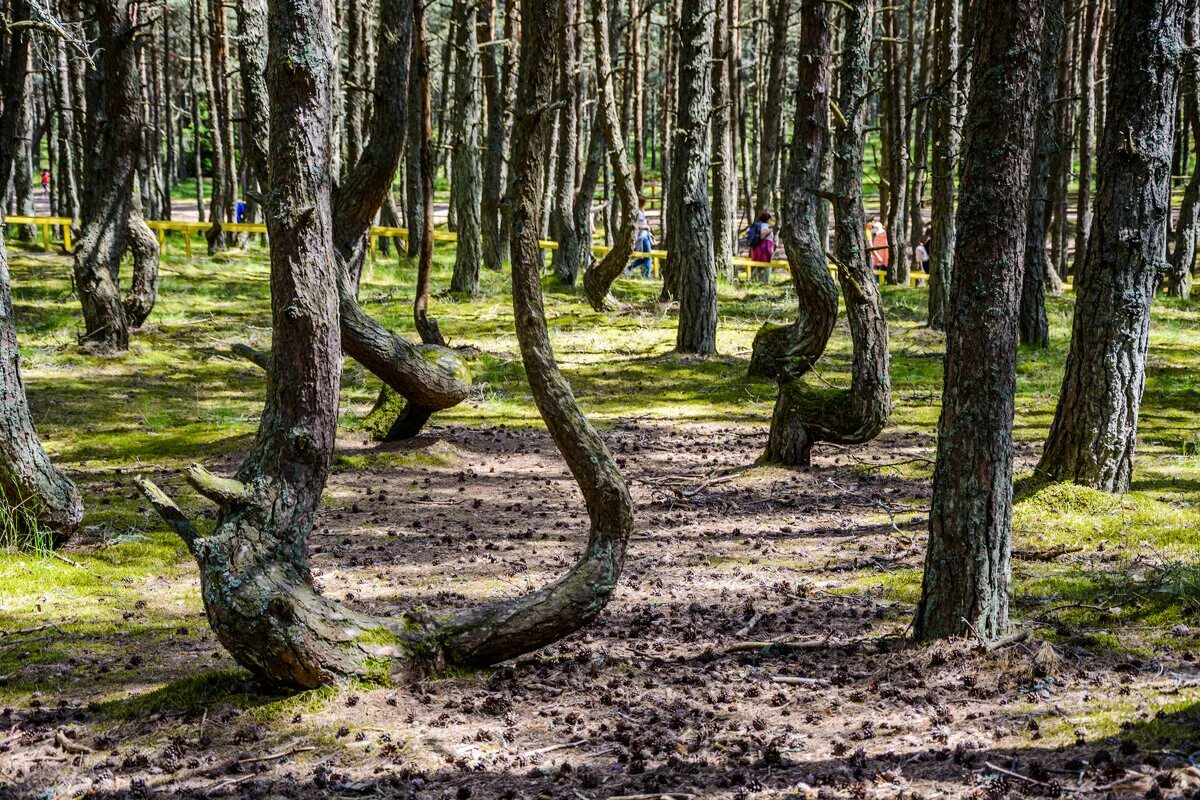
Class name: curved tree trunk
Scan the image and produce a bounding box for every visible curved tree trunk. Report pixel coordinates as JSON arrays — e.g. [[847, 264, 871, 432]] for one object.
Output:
[[749, 0, 836, 384], [328, 0, 467, 438], [764, 0, 890, 466], [581, 0, 640, 312], [122, 212, 160, 329], [1036, 0, 1187, 493], [139, 0, 633, 689], [913, 0, 1044, 643], [74, 0, 153, 352], [1019, 0, 1067, 348], [669, 0, 717, 354], [1168, 1, 1200, 299], [449, 0, 484, 297], [0, 3, 83, 546]]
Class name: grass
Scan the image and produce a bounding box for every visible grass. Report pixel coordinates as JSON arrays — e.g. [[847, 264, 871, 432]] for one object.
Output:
[[2, 231, 1200, 728]]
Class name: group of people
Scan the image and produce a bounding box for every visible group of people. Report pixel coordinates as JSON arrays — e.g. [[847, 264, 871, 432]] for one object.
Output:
[[622, 207, 935, 278]]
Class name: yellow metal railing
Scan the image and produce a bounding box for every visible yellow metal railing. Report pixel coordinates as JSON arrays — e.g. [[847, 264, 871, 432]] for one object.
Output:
[[4, 215, 932, 288]]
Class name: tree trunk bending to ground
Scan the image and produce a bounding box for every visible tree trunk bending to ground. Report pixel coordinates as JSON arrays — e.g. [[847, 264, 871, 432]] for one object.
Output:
[[138, 0, 634, 689], [0, 4, 84, 546], [1035, 0, 1186, 494], [73, 0, 161, 353], [763, 0, 890, 467], [232, 0, 468, 440], [747, 0, 835, 382], [913, 0, 1044, 643], [581, 0, 641, 312]]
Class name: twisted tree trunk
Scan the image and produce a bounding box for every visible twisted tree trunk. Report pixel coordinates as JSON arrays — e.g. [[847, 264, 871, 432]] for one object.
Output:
[[74, 0, 160, 352], [750, 0, 836, 389], [1036, 0, 1187, 493], [581, 0, 640, 312], [139, 0, 633, 689], [764, 0, 890, 466], [914, 0, 1044, 643]]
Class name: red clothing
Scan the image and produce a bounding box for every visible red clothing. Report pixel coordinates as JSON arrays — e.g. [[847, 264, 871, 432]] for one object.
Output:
[[870, 230, 890, 267]]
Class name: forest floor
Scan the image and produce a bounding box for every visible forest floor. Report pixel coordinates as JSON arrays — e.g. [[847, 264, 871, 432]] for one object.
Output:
[[2, 240, 1200, 799]]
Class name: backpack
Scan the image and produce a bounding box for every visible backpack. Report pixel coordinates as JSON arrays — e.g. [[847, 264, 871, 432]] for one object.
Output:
[[746, 222, 764, 249]]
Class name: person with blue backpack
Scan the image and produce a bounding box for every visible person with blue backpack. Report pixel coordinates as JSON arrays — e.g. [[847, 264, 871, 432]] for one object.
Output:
[[747, 211, 776, 263]]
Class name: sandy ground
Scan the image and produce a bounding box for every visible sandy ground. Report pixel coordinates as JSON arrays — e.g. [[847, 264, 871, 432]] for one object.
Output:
[[2, 418, 1197, 799]]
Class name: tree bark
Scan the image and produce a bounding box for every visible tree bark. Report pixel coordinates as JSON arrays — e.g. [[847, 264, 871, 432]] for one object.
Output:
[[749, 0, 835, 387], [140, 0, 634, 689], [75, 0, 160, 352], [479, 0, 508, 272], [927, 0, 961, 330], [410, 0, 442, 344], [670, 0, 717, 354], [1019, 0, 1067, 347], [711, 0, 736, 282], [754, 0, 789, 216], [1071, 0, 1103, 278], [1168, 0, 1200, 299], [0, 0, 83, 546], [581, 0, 641, 312], [449, 0, 484, 297], [236, 0, 272, 189], [551, 0, 582, 285], [881, 1, 910, 285], [1036, 0, 1187, 493], [763, 0, 891, 466], [913, 0, 1044, 643]]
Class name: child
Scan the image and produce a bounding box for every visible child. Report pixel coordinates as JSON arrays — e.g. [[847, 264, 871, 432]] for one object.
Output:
[[747, 212, 776, 263]]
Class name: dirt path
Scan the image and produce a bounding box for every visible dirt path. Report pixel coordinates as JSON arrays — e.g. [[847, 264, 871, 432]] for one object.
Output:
[[1, 421, 1196, 798]]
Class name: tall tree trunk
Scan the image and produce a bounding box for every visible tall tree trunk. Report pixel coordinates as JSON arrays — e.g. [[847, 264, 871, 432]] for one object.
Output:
[[189, 0, 205, 223], [12, 46, 36, 243], [913, 0, 1044, 643], [0, 0, 83, 546], [140, 0, 634, 689], [203, 0, 235, 251], [581, 0, 641, 312], [52, 32, 80, 222], [1036, 0, 1186, 493], [908, 0, 935, 259], [1020, 0, 1068, 347], [449, 0, 483, 297], [753, 0, 789, 216], [479, 0, 508, 272], [927, 0, 961, 330], [749, 0, 835, 386], [658, 0, 680, 296], [763, 0, 890, 466], [1071, 0, 1103, 277], [1168, 0, 1200, 299], [670, 0, 717, 354], [711, 0, 736, 282], [551, 0, 582, 285], [410, 0, 442, 343], [882, 2, 910, 285]]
